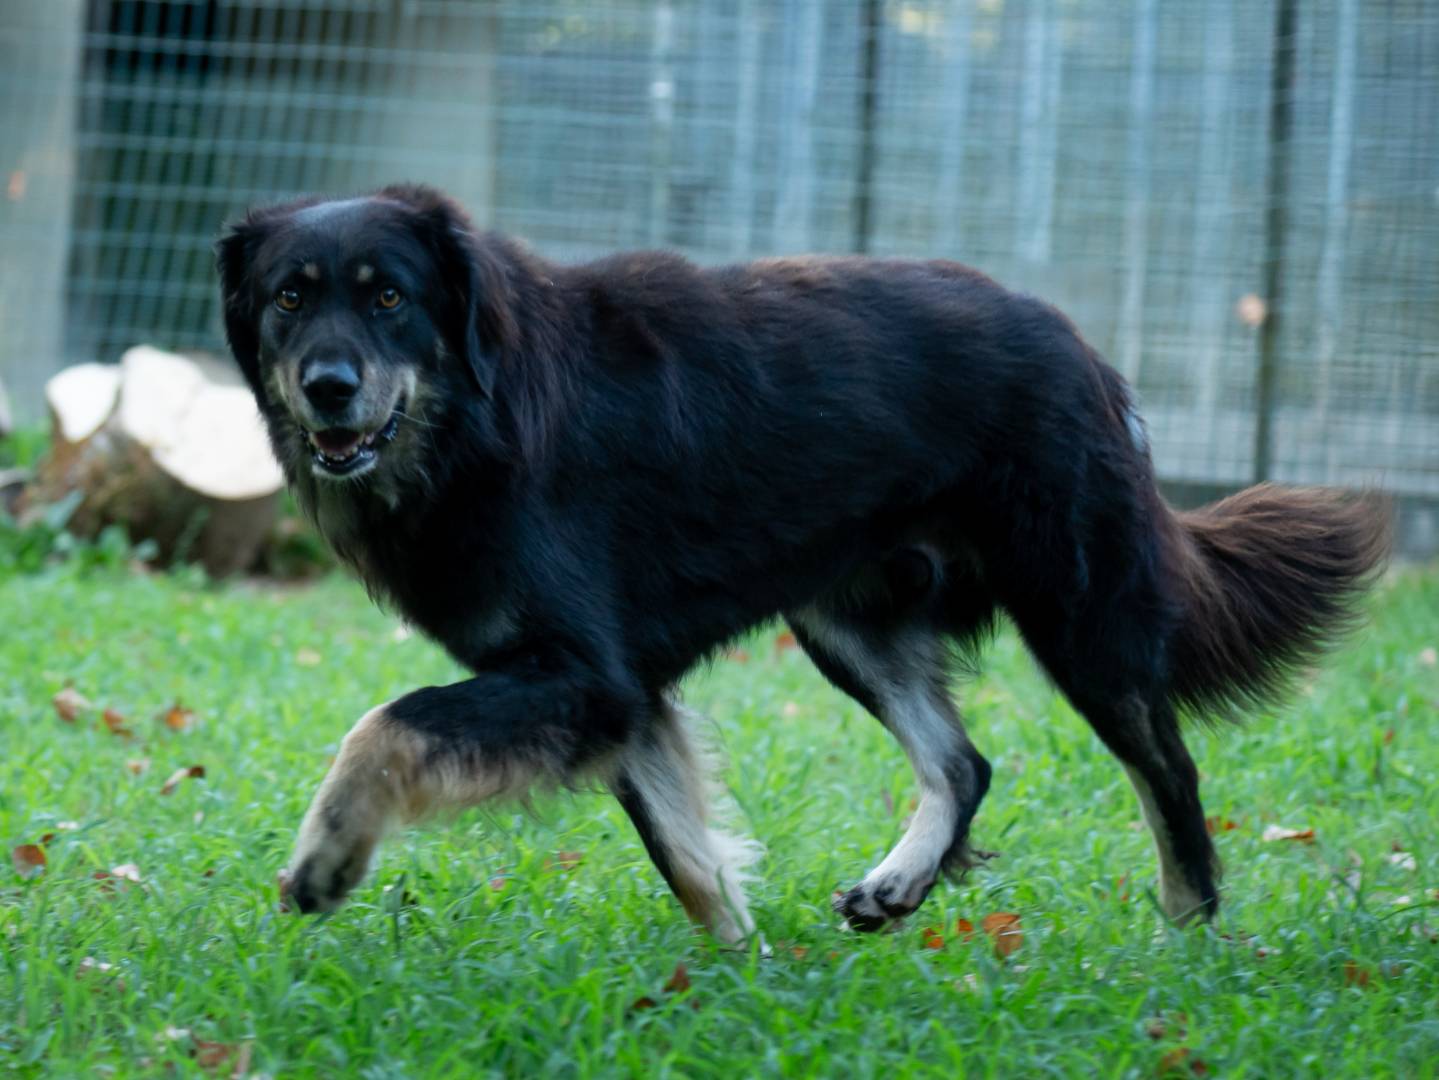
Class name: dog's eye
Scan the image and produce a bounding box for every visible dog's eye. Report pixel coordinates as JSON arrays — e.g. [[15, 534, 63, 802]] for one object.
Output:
[[275, 289, 302, 313], [377, 287, 403, 310]]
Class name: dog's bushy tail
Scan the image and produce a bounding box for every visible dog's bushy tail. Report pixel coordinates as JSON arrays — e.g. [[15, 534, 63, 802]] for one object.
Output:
[[1165, 484, 1390, 718]]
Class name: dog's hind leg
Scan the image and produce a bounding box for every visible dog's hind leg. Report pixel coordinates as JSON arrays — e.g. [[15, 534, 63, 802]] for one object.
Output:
[[1007, 600, 1219, 923], [1099, 697, 1218, 923], [609, 701, 761, 944], [789, 604, 991, 931]]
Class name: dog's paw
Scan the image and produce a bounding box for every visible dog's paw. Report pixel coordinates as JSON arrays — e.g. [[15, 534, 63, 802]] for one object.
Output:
[[832, 874, 934, 932], [279, 820, 379, 914]]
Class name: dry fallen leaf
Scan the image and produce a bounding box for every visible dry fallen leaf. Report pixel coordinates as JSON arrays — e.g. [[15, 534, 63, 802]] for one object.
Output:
[[11, 844, 46, 880], [111, 863, 142, 882], [921, 926, 945, 950], [1145, 1011, 1188, 1041], [75, 956, 126, 992], [161, 703, 197, 732], [956, 917, 977, 941], [981, 912, 1023, 957], [1205, 816, 1238, 835], [53, 686, 92, 723], [1343, 960, 1373, 989], [126, 757, 152, 776], [726, 648, 750, 663], [194, 1038, 250, 1076], [954, 972, 981, 994], [629, 995, 658, 1012], [663, 963, 691, 994], [160, 764, 206, 796], [1262, 825, 1316, 843], [1157, 1046, 1208, 1076], [773, 630, 798, 653], [102, 708, 134, 738], [788, 945, 809, 960], [547, 850, 584, 872]]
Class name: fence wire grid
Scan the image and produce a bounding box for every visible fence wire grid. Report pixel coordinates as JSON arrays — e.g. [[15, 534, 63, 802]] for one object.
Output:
[[1, 1, 1436, 539]]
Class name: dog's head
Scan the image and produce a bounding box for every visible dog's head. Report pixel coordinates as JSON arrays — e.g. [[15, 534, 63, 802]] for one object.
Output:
[[216, 185, 513, 485]]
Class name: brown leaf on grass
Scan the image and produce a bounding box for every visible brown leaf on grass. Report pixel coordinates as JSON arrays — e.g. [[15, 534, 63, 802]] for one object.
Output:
[[53, 686, 92, 723], [1157, 1047, 1208, 1076], [956, 917, 977, 942], [160, 764, 206, 796], [1204, 816, 1238, 835], [773, 630, 798, 653], [111, 863, 142, 882], [1343, 961, 1373, 989], [663, 963, 691, 994], [788, 945, 809, 960], [126, 757, 151, 776], [92, 870, 116, 894], [76, 956, 127, 992], [1145, 1011, 1188, 1041], [488, 875, 506, 892], [11, 843, 46, 880], [161, 703, 197, 732], [726, 648, 750, 663], [981, 912, 1023, 957], [546, 850, 584, 872], [1383, 728, 1396, 746], [102, 708, 134, 738], [1261, 825, 1315, 843], [194, 1038, 251, 1076], [630, 962, 698, 1015], [921, 926, 945, 950]]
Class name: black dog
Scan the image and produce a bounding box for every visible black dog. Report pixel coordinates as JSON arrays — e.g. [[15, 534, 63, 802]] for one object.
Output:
[[217, 185, 1386, 937]]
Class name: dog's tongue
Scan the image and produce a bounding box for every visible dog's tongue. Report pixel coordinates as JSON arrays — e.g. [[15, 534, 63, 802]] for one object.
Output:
[[313, 429, 363, 456]]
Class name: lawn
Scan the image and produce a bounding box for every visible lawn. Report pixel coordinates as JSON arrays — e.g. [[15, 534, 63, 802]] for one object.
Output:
[[1, 561, 1436, 1078]]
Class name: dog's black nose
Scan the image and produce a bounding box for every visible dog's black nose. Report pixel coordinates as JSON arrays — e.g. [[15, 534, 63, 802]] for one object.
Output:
[[301, 358, 361, 413]]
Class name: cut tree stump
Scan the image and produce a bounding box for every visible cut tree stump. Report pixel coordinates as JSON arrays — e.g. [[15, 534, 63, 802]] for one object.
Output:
[[28, 346, 284, 577]]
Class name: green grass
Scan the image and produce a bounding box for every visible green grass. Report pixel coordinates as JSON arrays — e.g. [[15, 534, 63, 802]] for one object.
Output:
[[1, 564, 1436, 1078]]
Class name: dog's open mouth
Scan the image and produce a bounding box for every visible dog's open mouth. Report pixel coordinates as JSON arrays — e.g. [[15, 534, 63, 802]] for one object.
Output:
[[304, 405, 402, 476]]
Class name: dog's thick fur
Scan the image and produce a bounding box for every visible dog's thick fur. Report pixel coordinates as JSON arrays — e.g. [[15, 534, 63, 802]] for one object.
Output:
[[217, 185, 1387, 935]]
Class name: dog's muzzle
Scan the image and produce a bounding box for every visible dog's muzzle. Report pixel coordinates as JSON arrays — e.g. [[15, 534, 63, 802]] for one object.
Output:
[[303, 400, 404, 476]]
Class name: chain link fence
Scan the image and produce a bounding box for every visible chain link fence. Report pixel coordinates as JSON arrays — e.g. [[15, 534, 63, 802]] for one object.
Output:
[[2, 0, 1436, 548]]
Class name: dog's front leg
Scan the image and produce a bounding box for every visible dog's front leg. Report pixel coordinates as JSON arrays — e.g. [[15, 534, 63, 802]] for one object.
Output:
[[280, 657, 637, 914]]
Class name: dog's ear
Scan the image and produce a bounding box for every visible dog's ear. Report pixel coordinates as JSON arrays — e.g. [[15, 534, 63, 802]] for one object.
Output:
[[397, 190, 515, 399], [450, 228, 517, 400], [214, 214, 271, 396]]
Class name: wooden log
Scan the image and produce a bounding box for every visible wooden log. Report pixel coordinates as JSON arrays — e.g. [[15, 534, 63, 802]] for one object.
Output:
[[28, 346, 284, 577]]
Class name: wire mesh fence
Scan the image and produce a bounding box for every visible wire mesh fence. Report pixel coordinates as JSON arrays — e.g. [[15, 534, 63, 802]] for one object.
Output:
[[1, 1, 1436, 536]]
